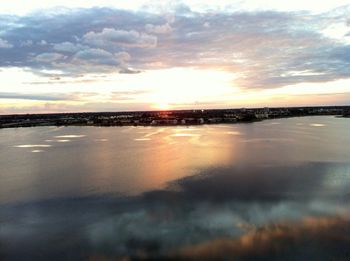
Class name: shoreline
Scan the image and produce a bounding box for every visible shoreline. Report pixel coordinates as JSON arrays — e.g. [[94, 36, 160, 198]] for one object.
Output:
[[0, 114, 346, 130], [1, 106, 349, 129]]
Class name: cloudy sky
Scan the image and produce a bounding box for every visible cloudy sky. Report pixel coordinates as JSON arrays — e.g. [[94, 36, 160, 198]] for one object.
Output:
[[0, 0, 350, 114]]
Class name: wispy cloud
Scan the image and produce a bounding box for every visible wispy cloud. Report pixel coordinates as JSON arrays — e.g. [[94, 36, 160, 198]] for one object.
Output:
[[0, 92, 70, 101], [0, 92, 98, 101]]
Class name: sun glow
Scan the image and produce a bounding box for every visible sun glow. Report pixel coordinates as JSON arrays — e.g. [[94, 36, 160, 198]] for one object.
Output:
[[153, 102, 170, 110], [1, 66, 350, 114], [146, 68, 235, 110]]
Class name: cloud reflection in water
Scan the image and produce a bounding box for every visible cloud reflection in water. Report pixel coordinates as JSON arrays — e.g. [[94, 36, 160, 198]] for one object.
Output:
[[1, 162, 350, 260]]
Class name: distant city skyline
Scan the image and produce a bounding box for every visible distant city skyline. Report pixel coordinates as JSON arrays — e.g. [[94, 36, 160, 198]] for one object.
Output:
[[1, 0, 350, 114]]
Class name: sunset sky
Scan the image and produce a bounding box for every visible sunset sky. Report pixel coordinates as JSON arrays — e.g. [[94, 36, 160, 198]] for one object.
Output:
[[0, 0, 349, 114]]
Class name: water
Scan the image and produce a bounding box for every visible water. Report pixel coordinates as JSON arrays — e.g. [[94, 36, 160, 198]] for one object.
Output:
[[1, 116, 350, 260]]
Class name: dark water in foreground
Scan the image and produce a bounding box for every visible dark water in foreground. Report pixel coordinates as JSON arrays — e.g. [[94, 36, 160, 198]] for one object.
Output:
[[1, 116, 350, 260]]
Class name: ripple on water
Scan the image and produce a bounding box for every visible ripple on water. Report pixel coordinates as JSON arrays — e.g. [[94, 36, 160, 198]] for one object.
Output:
[[14, 144, 52, 148], [55, 139, 71, 143], [171, 133, 201, 137], [173, 128, 200, 132], [310, 123, 325, 127], [95, 139, 108, 142], [225, 131, 242, 135], [134, 138, 151, 141], [31, 150, 44, 153], [54, 135, 86, 138]]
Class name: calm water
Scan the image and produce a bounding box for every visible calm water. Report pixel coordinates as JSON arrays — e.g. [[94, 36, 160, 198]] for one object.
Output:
[[1, 116, 350, 260]]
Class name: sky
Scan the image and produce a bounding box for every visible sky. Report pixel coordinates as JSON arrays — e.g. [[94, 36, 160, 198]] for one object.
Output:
[[0, 0, 350, 114]]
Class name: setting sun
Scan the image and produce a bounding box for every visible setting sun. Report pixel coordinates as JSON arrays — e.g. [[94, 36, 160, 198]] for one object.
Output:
[[153, 102, 170, 110]]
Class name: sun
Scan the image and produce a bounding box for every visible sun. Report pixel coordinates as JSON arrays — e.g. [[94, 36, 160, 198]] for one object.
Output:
[[153, 102, 170, 110], [150, 91, 172, 110]]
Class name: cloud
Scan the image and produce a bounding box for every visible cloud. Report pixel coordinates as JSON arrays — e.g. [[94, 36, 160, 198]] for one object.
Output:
[[0, 92, 71, 101], [83, 28, 157, 48], [20, 40, 33, 47], [33, 52, 65, 63], [114, 51, 130, 61], [0, 38, 13, 48], [145, 23, 172, 34], [111, 90, 148, 100], [53, 42, 86, 53], [38, 40, 48, 46], [0, 91, 99, 102], [0, 6, 349, 88], [119, 68, 141, 74], [0, 101, 152, 114], [73, 48, 120, 66]]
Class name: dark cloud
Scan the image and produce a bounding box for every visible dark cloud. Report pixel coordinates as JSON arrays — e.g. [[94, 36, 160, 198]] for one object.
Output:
[[0, 6, 349, 88]]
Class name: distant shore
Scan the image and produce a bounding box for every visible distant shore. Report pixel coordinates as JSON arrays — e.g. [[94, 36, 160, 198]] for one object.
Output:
[[1, 106, 349, 129]]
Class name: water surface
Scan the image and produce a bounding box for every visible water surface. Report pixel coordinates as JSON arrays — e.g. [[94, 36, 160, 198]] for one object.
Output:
[[1, 116, 350, 260]]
